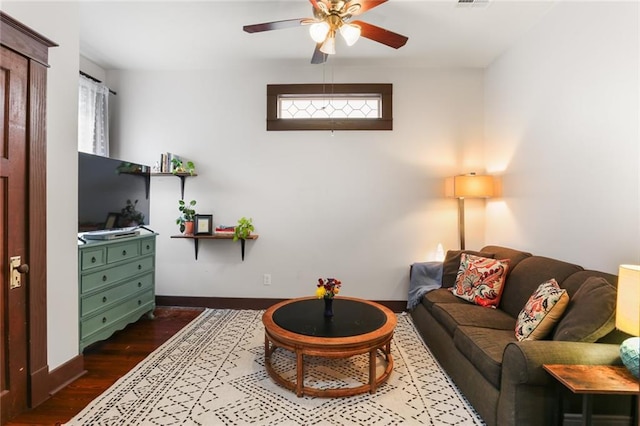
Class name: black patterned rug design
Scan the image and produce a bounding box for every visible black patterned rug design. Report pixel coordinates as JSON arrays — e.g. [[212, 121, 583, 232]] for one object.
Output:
[[66, 309, 485, 425]]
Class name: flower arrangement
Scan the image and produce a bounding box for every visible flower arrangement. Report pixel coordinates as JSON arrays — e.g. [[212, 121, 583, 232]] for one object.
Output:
[[316, 278, 342, 299]]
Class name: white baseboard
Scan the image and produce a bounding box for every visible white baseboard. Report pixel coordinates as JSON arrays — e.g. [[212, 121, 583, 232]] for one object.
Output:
[[563, 414, 633, 426]]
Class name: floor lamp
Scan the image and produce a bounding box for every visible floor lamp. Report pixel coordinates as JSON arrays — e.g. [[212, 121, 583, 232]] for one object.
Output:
[[450, 173, 495, 250]]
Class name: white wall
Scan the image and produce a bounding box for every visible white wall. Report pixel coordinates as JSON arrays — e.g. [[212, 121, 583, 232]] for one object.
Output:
[[108, 66, 485, 300], [2, 2, 80, 369], [484, 1, 640, 273]]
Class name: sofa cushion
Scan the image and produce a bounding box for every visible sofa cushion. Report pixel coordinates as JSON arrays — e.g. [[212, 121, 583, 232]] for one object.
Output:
[[421, 287, 466, 312], [432, 302, 517, 337], [451, 254, 510, 308], [553, 276, 617, 342], [480, 246, 532, 272], [515, 279, 569, 341], [442, 250, 495, 288], [454, 326, 516, 388], [499, 256, 583, 318], [561, 270, 618, 297]]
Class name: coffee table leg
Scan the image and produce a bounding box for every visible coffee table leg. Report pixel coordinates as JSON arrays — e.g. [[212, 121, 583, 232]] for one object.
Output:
[[369, 349, 376, 394], [296, 351, 304, 397], [264, 334, 269, 360]]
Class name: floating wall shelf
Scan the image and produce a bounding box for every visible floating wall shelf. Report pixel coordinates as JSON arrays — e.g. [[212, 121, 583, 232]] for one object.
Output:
[[170, 234, 259, 261], [151, 172, 197, 199]]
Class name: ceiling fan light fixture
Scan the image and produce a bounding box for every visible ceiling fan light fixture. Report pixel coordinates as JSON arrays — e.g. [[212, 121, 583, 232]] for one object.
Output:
[[319, 32, 336, 55], [309, 21, 330, 43], [340, 23, 361, 46]]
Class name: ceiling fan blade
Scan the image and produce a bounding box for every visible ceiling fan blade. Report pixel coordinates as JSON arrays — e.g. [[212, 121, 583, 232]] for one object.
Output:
[[243, 19, 306, 33], [311, 43, 328, 64], [346, 0, 388, 15], [351, 20, 408, 49]]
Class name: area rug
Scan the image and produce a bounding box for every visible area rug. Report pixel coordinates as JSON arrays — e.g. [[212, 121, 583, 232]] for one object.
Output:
[[66, 309, 485, 425]]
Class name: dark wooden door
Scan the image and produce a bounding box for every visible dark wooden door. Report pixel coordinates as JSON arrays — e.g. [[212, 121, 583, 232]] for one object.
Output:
[[0, 45, 30, 424]]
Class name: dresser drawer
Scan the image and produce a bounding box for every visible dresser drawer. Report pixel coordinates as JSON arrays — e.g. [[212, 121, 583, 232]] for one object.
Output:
[[106, 240, 140, 264], [81, 256, 154, 294], [80, 273, 154, 317], [81, 289, 154, 339], [141, 238, 155, 255], [80, 247, 106, 270]]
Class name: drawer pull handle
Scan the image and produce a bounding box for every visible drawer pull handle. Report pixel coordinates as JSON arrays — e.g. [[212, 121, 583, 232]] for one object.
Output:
[[122, 250, 127, 256], [102, 275, 107, 282], [138, 282, 142, 287], [91, 256, 96, 263], [138, 264, 142, 270], [138, 300, 142, 306], [146, 244, 150, 250], [102, 296, 107, 303], [102, 317, 107, 323]]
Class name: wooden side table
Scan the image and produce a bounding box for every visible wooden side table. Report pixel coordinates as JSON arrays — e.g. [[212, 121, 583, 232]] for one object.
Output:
[[543, 364, 639, 426]]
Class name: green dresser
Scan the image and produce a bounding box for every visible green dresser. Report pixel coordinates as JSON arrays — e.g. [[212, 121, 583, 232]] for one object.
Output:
[[78, 233, 157, 352]]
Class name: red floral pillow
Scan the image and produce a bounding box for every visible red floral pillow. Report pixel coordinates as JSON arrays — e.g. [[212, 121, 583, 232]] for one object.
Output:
[[450, 254, 510, 308]]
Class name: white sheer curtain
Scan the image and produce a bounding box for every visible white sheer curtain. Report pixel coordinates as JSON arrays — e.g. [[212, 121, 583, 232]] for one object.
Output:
[[78, 74, 110, 156]]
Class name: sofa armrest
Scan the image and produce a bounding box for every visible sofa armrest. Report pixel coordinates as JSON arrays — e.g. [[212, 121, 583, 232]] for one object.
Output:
[[502, 340, 622, 386], [498, 341, 622, 426]]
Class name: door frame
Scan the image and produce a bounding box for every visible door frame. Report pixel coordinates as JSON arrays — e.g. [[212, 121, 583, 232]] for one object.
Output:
[[1, 12, 57, 408]]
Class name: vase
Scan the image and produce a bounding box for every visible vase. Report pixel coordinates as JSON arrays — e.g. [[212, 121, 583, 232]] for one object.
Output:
[[323, 297, 334, 318], [184, 221, 194, 235]]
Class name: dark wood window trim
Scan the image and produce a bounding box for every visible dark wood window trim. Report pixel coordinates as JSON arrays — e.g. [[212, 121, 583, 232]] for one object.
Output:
[[267, 83, 393, 131]]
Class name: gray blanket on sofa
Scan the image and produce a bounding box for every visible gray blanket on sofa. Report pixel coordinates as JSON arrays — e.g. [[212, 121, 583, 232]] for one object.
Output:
[[407, 261, 443, 309]]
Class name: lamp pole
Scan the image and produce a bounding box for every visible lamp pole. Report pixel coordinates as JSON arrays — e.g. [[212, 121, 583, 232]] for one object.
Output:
[[458, 197, 466, 250]]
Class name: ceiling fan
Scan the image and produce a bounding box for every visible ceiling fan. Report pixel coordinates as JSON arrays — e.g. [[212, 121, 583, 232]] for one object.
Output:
[[243, 0, 409, 64]]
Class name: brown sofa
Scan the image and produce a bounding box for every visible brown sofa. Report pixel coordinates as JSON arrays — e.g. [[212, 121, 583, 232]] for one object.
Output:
[[409, 245, 630, 426]]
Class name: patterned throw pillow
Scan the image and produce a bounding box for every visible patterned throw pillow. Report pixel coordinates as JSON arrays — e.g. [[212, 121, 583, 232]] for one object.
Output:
[[515, 279, 569, 341], [450, 254, 510, 308]]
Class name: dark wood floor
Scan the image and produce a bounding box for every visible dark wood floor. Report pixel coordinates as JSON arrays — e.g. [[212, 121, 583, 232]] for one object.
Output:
[[6, 306, 205, 426]]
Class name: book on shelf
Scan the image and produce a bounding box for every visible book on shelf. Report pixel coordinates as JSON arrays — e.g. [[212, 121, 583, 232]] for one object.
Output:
[[159, 152, 181, 173], [214, 225, 235, 235]]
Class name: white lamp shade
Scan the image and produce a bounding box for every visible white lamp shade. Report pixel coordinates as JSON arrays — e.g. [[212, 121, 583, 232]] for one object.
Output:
[[320, 33, 336, 55], [340, 23, 361, 46], [450, 174, 495, 198], [309, 21, 330, 43], [616, 264, 640, 336]]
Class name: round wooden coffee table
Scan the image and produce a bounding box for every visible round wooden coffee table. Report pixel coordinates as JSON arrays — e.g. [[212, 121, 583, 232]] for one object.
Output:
[[262, 296, 396, 398]]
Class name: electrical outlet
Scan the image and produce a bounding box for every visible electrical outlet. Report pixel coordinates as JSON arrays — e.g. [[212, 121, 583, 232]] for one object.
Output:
[[263, 273, 272, 286]]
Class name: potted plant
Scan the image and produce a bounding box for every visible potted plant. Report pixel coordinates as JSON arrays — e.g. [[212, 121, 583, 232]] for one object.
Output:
[[120, 199, 145, 227], [176, 199, 197, 234], [233, 217, 254, 242], [171, 158, 196, 176]]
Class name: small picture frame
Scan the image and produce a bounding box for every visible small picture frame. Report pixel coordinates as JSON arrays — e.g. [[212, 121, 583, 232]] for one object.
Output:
[[105, 213, 120, 229], [194, 214, 213, 235]]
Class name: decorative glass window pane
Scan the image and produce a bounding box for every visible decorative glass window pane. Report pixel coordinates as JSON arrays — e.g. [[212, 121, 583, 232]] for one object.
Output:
[[267, 84, 393, 131], [278, 95, 381, 120]]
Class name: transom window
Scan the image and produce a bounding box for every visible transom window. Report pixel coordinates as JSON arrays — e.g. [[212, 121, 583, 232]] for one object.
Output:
[[279, 95, 381, 119], [267, 84, 393, 131]]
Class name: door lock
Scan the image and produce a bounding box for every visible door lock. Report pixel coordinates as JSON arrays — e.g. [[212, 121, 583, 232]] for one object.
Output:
[[10, 256, 29, 289]]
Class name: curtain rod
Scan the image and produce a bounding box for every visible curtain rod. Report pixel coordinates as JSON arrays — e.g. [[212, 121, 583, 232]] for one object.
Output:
[[79, 71, 117, 95]]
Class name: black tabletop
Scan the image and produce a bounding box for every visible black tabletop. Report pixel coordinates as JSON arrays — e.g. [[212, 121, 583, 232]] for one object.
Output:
[[272, 298, 387, 338]]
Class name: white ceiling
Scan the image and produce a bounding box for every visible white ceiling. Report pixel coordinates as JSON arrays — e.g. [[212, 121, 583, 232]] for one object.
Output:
[[79, 0, 556, 70]]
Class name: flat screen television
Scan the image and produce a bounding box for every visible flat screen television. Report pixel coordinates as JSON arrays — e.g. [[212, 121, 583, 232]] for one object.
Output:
[[78, 152, 151, 232]]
